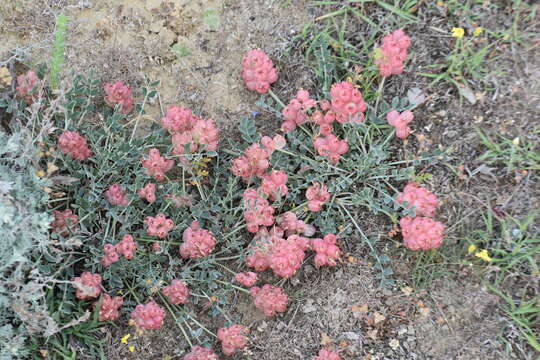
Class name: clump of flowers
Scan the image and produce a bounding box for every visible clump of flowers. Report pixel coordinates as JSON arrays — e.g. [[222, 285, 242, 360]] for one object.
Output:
[[16, 70, 40, 104], [242, 189, 275, 233], [397, 182, 439, 217], [306, 182, 331, 212], [105, 184, 129, 206], [314, 348, 341, 360], [180, 220, 216, 258], [103, 81, 134, 114], [231, 143, 271, 180], [313, 134, 349, 164], [161, 105, 197, 134], [58, 130, 92, 161], [235, 272, 258, 287], [217, 324, 248, 356], [162, 280, 189, 304], [116, 234, 137, 259], [374, 29, 411, 77], [73, 272, 102, 300], [96, 294, 123, 322], [261, 134, 286, 153], [51, 209, 79, 236], [141, 148, 174, 181], [268, 236, 307, 278], [130, 301, 165, 330], [311, 234, 341, 267], [246, 231, 274, 271], [171, 118, 219, 157], [311, 109, 336, 136], [138, 183, 157, 203], [400, 216, 445, 250], [330, 81, 367, 123], [101, 244, 119, 267], [387, 110, 414, 139], [277, 212, 310, 236], [259, 170, 288, 201], [281, 89, 317, 132], [183, 346, 220, 360], [145, 213, 174, 238], [241, 49, 278, 94], [250, 284, 288, 317]]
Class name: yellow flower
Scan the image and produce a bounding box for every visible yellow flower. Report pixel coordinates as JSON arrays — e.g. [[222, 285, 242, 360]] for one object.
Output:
[[128, 346, 135, 353], [473, 27, 483, 36], [475, 249, 492, 262], [121, 334, 131, 344], [36, 170, 46, 178], [452, 27, 465, 38], [467, 244, 477, 254]]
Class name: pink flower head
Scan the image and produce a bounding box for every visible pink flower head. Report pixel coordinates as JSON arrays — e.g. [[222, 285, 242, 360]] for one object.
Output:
[[281, 89, 317, 132], [277, 211, 312, 236], [103, 81, 134, 114], [172, 118, 220, 156], [250, 284, 288, 317], [306, 182, 331, 212], [375, 29, 411, 77], [330, 81, 367, 123], [145, 213, 174, 238], [138, 183, 157, 203], [312, 110, 336, 136], [183, 346, 220, 360], [246, 230, 275, 271], [217, 324, 248, 356], [165, 193, 193, 208], [73, 272, 102, 300], [313, 134, 349, 164], [116, 234, 137, 259], [243, 189, 275, 233], [259, 170, 288, 201], [142, 148, 174, 182], [161, 106, 197, 134], [311, 234, 341, 267], [231, 143, 271, 180], [130, 300, 165, 330], [96, 293, 123, 322], [51, 209, 79, 236], [242, 49, 278, 94], [268, 236, 307, 278], [235, 272, 258, 287], [58, 130, 92, 160], [105, 184, 129, 206], [387, 110, 414, 139], [397, 183, 439, 217], [180, 220, 216, 258], [314, 348, 341, 360], [261, 134, 286, 153], [101, 243, 119, 267], [162, 280, 189, 304], [400, 216, 445, 251], [16, 70, 40, 104]]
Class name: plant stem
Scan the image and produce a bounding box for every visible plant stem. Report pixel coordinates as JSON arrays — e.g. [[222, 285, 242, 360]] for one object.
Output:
[[215, 279, 250, 294], [268, 89, 286, 109], [157, 293, 193, 347], [374, 76, 386, 117]]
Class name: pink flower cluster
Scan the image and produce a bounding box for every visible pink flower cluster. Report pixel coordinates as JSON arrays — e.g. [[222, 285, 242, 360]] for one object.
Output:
[[259, 170, 288, 201], [73, 272, 102, 300], [314, 134, 349, 165], [142, 148, 174, 181], [145, 213, 174, 238], [306, 182, 331, 211], [235, 272, 258, 287], [105, 184, 129, 206], [281, 89, 317, 132], [400, 216, 445, 250], [314, 348, 341, 360], [183, 346, 220, 360], [58, 130, 92, 161], [217, 324, 248, 355], [243, 189, 275, 233], [250, 284, 288, 317], [260, 134, 286, 153], [138, 183, 157, 203], [277, 212, 314, 237], [387, 110, 414, 139], [51, 209, 79, 236], [312, 234, 341, 267], [180, 221, 216, 258], [130, 300, 165, 330], [162, 280, 189, 304], [375, 29, 411, 77], [268, 235, 308, 278], [101, 234, 138, 266], [330, 81, 368, 123], [96, 294, 123, 322], [231, 143, 271, 180], [16, 70, 40, 104], [242, 49, 278, 94], [397, 183, 439, 217], [103, 81, 134, 114]]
